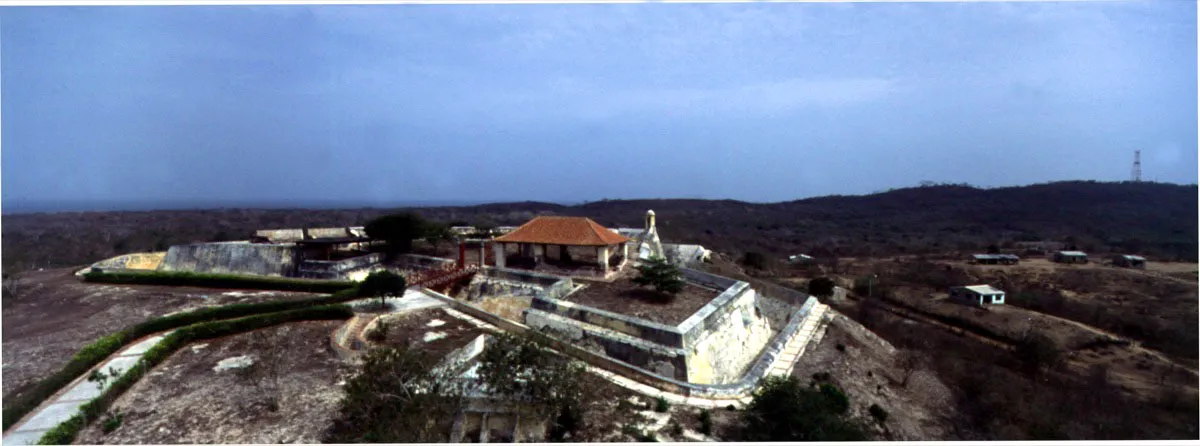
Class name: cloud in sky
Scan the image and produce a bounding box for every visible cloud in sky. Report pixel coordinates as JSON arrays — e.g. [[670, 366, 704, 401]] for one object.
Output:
[[1, 2, 1195, 209]]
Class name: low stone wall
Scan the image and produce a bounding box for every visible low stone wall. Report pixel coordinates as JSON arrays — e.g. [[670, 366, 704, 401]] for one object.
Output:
[[254, 229, 305, 243], [529, 297, 685, 347], [680, 267, 738, 291], [298, 253, 384, 280], [86, 252, 167, 273], [159, 242, 298, 277], [396, 254, 457, 269], [525, 309, 689, 381]]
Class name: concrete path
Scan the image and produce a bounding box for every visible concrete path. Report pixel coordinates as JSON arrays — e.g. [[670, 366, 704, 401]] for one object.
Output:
[[440, 302, 833, 409], [3, 333, 171, 445]]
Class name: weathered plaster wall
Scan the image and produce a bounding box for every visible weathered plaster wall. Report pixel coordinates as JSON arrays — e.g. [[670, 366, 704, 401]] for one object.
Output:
[[298, 253, 384, 280], [89, 252, 167, 271], [683, 287, 776, 384], [525, 309, 689, 380], [159, 242, 297, 277], [529, 296, 685, 347]]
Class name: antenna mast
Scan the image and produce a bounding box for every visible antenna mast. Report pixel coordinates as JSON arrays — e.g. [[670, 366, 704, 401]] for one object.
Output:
[[1132, 150, 1142, 182]]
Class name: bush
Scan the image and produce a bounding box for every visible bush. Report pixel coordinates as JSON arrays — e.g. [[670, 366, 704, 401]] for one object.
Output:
[[100, 410, 123, 434], [36, 304, 353, 445], [3, 290, 360, 430], [741, 252, 768, 270], [365, 320, 390, 342], [868, 404, 889, 423], [739, 376, 868, 441], [699, 409, 713, 435], [632, 256, 684, 297], [654, 396, 670, 413], [82, 270, 355, 294], [807, 277, 836, 297]]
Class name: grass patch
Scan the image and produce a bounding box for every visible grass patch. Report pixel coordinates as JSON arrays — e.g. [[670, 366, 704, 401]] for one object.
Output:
[[2, 288, 359, 430], [36, 304, 353, 445]]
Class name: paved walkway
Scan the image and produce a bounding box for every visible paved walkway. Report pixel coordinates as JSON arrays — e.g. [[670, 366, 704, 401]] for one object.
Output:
[[3, 333, 171, 445]]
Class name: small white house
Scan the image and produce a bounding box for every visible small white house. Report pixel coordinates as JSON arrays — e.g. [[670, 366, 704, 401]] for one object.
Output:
[[949, 285, 1006, 306]]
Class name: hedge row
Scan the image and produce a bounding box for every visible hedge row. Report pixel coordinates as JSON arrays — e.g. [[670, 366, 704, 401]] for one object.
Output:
[[81, 270, 356, 294], [2, 288, 361, 430], [36, 304, 354, 445]]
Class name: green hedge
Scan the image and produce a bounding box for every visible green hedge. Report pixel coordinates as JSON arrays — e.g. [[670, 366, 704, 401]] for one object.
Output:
[[36, 304, 354, 445], [82, 270, 356, 294], [2, 288, 360, 430]]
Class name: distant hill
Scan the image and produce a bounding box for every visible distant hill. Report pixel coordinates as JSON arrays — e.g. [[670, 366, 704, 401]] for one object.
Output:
[[2, 181, 1195, 272]]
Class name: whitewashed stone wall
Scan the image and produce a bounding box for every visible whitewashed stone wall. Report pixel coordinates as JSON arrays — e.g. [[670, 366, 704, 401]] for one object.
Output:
[[685, 288, 776, 384]]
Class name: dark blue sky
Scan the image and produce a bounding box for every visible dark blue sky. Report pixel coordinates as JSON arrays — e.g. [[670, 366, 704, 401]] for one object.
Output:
[[2, 2, 1196, 210]]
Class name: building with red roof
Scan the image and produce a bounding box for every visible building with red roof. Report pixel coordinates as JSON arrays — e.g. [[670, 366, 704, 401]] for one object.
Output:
[[491, 216, 631, 275]]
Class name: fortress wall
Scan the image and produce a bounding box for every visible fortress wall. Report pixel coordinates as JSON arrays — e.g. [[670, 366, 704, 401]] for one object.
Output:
[[90, 252, 167, 271], [683, 287, 776, 384], [525, 309, 689, 381], [159, 242, 297, 277]]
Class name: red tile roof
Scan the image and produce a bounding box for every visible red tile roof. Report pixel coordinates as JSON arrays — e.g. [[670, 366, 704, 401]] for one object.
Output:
[[493, 216, 630, 246]]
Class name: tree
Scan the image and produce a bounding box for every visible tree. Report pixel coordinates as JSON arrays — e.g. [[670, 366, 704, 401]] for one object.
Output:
[[742, 251, 768, 270], [424, 223, 456, 253], [807, 277, 836, 298], [325, 346, 466, 443], [358, 270, 407, 309], [477, 333, 595, 441], [739, 376, 869, 441], [987, 244, 1001, 254], [365, 213, 429, 256], [1015, 331, 1062, 375], [632, 256, 685, 297]]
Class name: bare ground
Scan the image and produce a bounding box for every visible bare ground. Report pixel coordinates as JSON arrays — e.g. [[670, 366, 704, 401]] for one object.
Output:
[[789, 315, 956, 441], [1, 267, 324, 404], [74, 321, 349, 445], [560, 273, 720, 326], [374, 308, 486, 358]]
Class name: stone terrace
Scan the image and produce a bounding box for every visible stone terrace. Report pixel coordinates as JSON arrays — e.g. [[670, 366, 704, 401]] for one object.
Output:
[[557, 272, 720, 326]]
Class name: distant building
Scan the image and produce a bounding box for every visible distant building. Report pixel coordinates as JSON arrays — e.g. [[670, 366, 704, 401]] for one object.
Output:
[[1111, 254, 1146, 269], [788, 254, 815, 264], [449, 226, 477, 236], [1052, 251, 1089, 264], [492, 226, 518, 235], [969, 254, 1020, 265], [949, 285, 1006, 306]]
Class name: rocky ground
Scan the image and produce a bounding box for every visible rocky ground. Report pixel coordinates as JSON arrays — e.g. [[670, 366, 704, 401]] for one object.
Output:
[[1, 267, 322, 404], [74, 321, 349, 444], [789, 314, 956, 441]]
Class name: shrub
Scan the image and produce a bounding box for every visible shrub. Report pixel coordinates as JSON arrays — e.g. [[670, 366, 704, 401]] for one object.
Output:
[[739, 376, 868, 441], [632, 257, 684, 297], [654, 396, 670, 413], [807, 277, 836, 297], [100, 410, 123, 434], [699, 409, 713, 435], [868, 404, 889, 423], [741, 252, 768, 270], [365, 320, 390, 342]]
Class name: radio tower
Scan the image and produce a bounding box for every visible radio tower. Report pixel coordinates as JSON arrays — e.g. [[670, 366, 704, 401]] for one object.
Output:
[[1132, 150, 1142, 182]]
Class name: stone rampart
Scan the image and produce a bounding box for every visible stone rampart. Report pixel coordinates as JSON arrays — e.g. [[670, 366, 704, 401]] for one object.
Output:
[[159, 242, 298, 277], [298, 253, 384, 280], [87, 252, 167, 272], [524, 309, 690, 381]]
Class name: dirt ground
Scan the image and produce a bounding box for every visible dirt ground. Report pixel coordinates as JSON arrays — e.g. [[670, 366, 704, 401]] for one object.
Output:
[[1, 267, 324, 404], [789, 315, 955, 441], [560, 275, 720, 325], [374, 308, 486, 359], [74, 321, 349, 444]]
